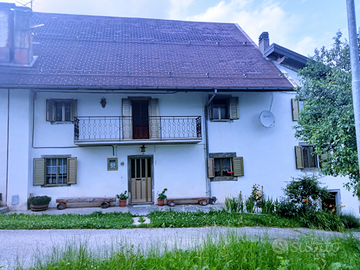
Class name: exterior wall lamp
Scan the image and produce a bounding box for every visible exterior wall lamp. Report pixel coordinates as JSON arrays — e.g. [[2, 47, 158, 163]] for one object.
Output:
[[100, 97, 106, 108], [140, 145, 146, 153]]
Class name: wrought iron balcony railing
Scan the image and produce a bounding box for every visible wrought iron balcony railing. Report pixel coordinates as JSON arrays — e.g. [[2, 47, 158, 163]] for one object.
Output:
[[74, 116, 202, 142]]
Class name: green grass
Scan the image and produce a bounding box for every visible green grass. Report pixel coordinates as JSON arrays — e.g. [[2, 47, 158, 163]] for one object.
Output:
[[26, 234, 360, 270], [146, 210, 301, 228], [0, 211, 134, 229], [0, 209, 348, 231]]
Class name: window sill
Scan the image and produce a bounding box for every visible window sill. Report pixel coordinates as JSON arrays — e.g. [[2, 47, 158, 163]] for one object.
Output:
[[211, 176, 237, 182], [42, 184, 72, 187], [49, 121, 74, 125], [210, 119, 231, 122]]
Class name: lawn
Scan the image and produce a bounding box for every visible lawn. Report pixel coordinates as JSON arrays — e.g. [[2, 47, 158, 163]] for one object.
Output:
[[27, 234, 360, 270]]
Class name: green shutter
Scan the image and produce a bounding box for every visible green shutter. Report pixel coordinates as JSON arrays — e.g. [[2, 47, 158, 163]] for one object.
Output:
[[233, 157, 244, 177], [291, 99, 299, 121], [122, 99, 132, 139], [149, 99, 159, 139], [229, 97, 239, 120], [46, 99, 55, 121], [319, 152, 329, 168], [33, 158, 45, 186], [67, 157, 77, 184], [207, 158, 215, 178], [295, 146, 304, 169], [70, 99, 77, 122]]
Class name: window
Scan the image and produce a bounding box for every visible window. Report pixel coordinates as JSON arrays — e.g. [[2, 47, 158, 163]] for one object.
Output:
[[207, 152, 244, 181], [295, 145, 319, 169], [46, 99, 77, 123], [209, 96, 239, 121], [291, 98, 304, 121], [33, 157, 77, 186], [107, 158, 118, 171]]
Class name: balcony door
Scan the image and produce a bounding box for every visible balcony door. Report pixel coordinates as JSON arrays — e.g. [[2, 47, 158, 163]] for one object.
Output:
[[132, 100, 149, 139], [130, 157, 152, 203]]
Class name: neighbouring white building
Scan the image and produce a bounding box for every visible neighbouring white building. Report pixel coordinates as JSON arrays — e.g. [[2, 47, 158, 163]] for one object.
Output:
[[0, 3, 358, 214]]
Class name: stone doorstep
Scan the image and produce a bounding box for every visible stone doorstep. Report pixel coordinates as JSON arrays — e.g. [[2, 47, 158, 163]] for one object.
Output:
[[132, 217, 151, 225], [0, 206, 9, 213]]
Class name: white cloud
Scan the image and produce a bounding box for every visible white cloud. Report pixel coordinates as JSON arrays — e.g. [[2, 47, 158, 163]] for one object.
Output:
[[168, 0, 195, 19]]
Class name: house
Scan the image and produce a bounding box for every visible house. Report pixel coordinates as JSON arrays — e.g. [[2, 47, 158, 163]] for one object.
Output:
[[0, 3, 358, 214]]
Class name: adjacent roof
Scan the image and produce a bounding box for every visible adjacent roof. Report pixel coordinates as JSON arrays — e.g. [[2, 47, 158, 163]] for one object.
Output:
[[0, 12, 294, 90]]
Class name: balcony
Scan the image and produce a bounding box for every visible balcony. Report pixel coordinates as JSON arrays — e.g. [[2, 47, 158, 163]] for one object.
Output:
[[74, 116, 202, 146]]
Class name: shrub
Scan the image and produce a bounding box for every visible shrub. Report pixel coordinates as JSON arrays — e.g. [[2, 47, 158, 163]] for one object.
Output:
[[260, 197, 276, 215], [275, 200, 299, 218], [299, 212, 345, 232], [28, 196, 51, 205], [225, 191, 244, 213], [340, 213, 360, 229]]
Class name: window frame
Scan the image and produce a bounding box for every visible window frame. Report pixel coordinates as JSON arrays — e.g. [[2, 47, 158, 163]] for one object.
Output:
[[291, 98, 304, 121], [209, 96, 239, 121], [295, 145, 319, 169], [46, 99, 77, 123], [33, 156, 77, 187], [107, 158, 118, 171], [208, 152, 244, 181]]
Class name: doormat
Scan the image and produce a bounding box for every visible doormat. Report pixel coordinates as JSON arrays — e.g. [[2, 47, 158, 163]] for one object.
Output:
[[132, 205, 152, 208]]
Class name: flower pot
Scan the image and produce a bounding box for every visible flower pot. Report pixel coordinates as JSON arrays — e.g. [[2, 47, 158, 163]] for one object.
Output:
[[119, 200, 127, 207], [157, 199, 164, 206], [30, 204, 49, 212]]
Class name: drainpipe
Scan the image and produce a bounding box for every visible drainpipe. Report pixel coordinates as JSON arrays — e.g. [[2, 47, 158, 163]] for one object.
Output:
[[5, 89, 10, 206], [204, 89, 217, 198]]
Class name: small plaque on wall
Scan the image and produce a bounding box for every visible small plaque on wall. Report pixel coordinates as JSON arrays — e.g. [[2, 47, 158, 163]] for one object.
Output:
[[107, 158, 118, 171]]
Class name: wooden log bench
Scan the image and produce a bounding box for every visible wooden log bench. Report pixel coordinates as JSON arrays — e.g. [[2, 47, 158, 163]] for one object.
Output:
[[56, 197, 116, 210], [166, 196, 217, 207]]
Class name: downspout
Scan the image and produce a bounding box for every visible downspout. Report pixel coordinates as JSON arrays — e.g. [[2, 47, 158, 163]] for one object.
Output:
[[5, 89, 10, 206], [204, 89, 217, 198]]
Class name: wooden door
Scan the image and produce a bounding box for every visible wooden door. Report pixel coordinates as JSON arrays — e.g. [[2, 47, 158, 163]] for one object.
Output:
[[130, 157, 152, 203], [132, 100, 149, 139]]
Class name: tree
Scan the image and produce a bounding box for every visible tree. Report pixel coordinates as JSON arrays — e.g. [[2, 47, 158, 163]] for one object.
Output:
[[295, 31, 360, 194]]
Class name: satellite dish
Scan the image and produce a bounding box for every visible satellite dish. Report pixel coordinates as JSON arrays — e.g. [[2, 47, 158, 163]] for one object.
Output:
[[259, 110, 275, 128]]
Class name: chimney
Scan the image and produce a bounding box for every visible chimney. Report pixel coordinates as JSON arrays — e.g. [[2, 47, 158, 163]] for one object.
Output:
[[0, 3, 15, 63], [0, 3, 33, 65], [259, 32, 269, 54]]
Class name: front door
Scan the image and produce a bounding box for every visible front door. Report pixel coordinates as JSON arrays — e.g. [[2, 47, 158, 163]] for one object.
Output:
[[132, 100, 149, 139], [130, 157, 152, 203]]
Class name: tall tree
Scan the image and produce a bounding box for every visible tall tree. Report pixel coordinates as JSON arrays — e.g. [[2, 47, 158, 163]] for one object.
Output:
[[295, 31, 360, 194]]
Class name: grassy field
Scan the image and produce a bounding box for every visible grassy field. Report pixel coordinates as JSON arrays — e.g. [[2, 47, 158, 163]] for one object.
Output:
[[27, 234, 360, 270], [0, 210, 302, 230]]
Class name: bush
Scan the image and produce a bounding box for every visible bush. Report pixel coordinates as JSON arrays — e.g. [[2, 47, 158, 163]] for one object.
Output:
[[275, 200, 299, 218], [225, 192, 244, 213], [28, 196, 51, 205], [340, 213, 360, 229], [299, 212, 345, 232]]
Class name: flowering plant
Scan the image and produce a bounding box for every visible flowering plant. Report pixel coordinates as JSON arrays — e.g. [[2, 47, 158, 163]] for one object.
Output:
[[116, 191, 129, 200], [28, 196, 51, 205], [158, 188, 168, 200], [251, 184, 262, 202]]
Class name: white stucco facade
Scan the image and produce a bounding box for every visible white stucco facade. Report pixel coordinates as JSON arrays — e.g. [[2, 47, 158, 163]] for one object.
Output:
[[1, 89, 359, 215]]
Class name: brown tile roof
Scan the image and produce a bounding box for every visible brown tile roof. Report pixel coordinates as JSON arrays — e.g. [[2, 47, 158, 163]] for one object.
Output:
[[0, 12, 293, 90]]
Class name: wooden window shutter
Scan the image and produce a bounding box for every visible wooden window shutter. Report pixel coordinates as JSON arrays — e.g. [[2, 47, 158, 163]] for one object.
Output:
[[233, 157, 244, 177], [291, 99, 299, 121], [209, 99, 214, 120], [67, 157, 77, 184], [207, 158, 215, 178], [319, 152, 329, 169], [33, 158, 45, 186], [148, 99, 159, 139], [122, 99, 133, 139], [295, 146, 304, 169], [70, 99, 77, 122], [229, 97, 239, 120], [46, 99, 55, 121]]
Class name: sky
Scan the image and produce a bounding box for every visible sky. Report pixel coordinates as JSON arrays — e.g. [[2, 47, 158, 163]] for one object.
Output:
[[3, 0, 360, 56]]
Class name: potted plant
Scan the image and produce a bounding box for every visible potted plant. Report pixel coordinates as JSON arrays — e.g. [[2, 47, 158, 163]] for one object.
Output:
[[28, 196, 51, 211], [116, 191, 129, 207], [157, 188, 167, 206]]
